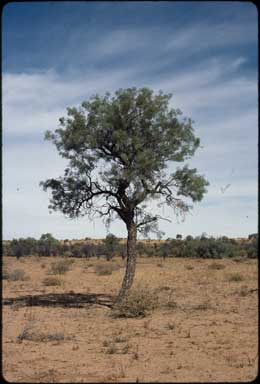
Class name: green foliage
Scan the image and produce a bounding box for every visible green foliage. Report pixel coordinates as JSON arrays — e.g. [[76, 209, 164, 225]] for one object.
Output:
[[38, 233, 60, 256], [242, 237, 258, 258], [103, 233, 119, 260], [8, 237, 38, 259], [40, 87, 208, 235], [3, 234, 256, 260]]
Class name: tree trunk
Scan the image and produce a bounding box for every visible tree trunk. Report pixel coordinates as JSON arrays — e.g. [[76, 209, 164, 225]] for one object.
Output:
[[114, 221, 137, 305]]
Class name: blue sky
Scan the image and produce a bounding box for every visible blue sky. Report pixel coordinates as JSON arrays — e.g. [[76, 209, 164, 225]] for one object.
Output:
[[2, 1, 258, 240]]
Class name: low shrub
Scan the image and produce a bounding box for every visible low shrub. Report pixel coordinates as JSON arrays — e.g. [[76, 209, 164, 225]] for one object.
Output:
[[112, 286, 158, 318], [17, 328, 65, 343], [4, 269, 29, 281], [48, 259, 73, 275]]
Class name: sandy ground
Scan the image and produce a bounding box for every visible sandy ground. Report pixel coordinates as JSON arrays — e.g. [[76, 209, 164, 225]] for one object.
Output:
[[2, 255, 258, 382]]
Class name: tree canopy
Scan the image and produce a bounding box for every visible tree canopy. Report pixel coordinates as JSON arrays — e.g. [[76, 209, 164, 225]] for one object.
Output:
[[40, 87, 209, 235]]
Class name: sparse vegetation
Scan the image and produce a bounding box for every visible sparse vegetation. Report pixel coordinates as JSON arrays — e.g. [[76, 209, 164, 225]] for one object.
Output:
[[208, 262, 225, 270], [156, 285, 172, 292], [114, 335, 128, 343], [17, 323, 65, 343], [161, 289, 178, 310], [166, 321, 176, 330], [2, 269, 10, 280], [42, 277, 63, 286], [236, 286, 250, 297], [227, 273, 244, 282], [95, 264, 113, 275], [103, 335, 130, 355], [2, 254, 257, 382], [192, 301, 212, 311], [95, 263, 120, 276]]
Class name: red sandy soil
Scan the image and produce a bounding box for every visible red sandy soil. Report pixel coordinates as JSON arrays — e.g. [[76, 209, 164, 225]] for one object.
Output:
[[2, 255, 258, 382]]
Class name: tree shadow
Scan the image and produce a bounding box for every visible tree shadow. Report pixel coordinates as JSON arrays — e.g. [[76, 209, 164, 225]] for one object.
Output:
[[3, 292, 115, 308]]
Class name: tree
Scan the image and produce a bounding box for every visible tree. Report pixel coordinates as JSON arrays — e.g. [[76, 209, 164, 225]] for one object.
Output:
[[40, 87, 209, 303], [103, 233, 119, 261], [38, 233, 59, 256], [10, 239, 23, 259]]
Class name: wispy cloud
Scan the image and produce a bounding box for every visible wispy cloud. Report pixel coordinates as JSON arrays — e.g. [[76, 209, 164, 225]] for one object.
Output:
[[165, 21, 257, 52]]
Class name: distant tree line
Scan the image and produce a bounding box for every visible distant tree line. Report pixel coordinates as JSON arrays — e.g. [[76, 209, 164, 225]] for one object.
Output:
[[2, 233, 258, 260]]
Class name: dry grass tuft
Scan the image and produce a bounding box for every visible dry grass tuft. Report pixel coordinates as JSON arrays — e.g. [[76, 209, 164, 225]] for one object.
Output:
[[166, 321, 176, 330], [112, 286, 158, 318], [95, 263, 120, 276], [160, 289, 178, 310], [208, 262, 225, 270], [3, 268, 29, 281], [185, 265, 194, 270], [192, 301, 212, 311], [47, 259, 74, 275], [227, 273, 244, 282], [17, 325, 65, 343], [42, 277, 63, 286]]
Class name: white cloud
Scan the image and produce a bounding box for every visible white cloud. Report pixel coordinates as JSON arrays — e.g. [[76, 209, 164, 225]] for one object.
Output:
[[2, 67, 137, 136]]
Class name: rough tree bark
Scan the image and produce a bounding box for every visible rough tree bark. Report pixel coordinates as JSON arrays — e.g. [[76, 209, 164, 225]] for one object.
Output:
[[114, 220, 137, 305]]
